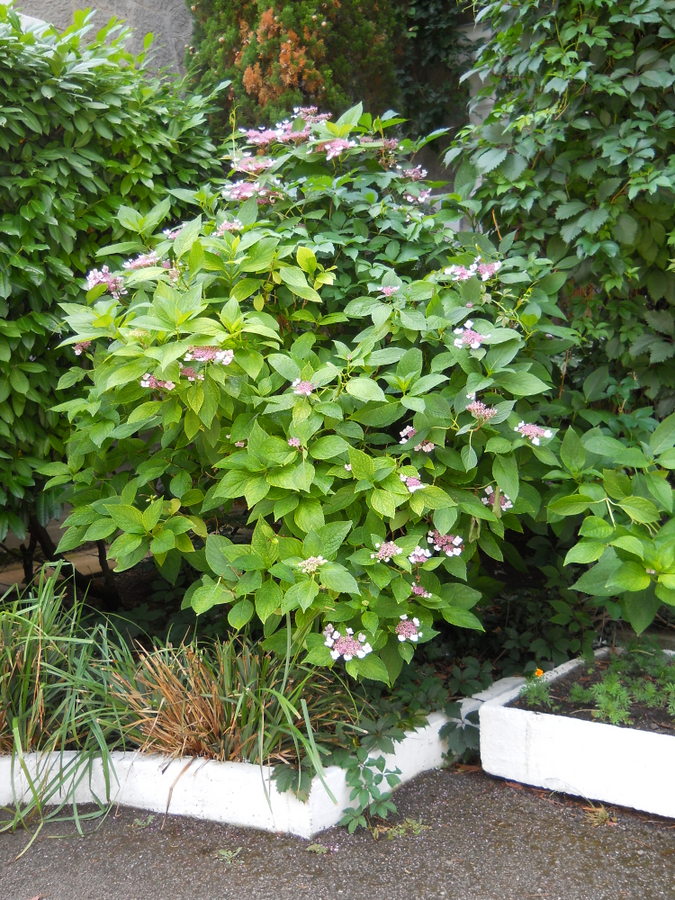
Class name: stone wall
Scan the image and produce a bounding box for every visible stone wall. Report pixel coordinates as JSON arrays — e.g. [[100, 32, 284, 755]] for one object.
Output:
[[2, 0, 192, 72]]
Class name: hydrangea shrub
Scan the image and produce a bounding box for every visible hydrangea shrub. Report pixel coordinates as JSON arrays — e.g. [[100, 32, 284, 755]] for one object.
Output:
[[54, 105, 580, 683]]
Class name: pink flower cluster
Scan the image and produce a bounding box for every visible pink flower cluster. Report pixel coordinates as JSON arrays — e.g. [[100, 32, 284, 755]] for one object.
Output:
[[293, 106, 332, 124], [323, 625, 372, 662], [466, 400, 498, 422], [180, 366, 204, 382], [399, 425, 417, 443], [395, 615, 422, 643], [140, 373, 175, 391], [123, 252, 159, 270], [370, 541, 403, 562], [287, 437, 302, 448], [400, 474, 426, 493], [161, 260, 180, 283], [514, 422, 552, 446], [414, 441, 435, 453], [400, 164, 427, 181], [297, 555, 327, 575], [410, 582, 432, 599], [184, 346, 233, 365], [232, 155, 273, 175], [85, 266, 126, 299], [445, 258, 502, 282], [408, 546, 432, 564], [215, 219, 243, 236], [73, 341, 91, 356], [292, 379, 315, 396], [453, 321, 488, 350], [379, 286, 399, 297], [163, 226, 183, 240], [221, 181, 280, 204], [427, 530, 464, 557], [317, 139, 356, 160], [482, 485, 513, 511], [404, 189, 432, 204], [240, 119, 312, 147]]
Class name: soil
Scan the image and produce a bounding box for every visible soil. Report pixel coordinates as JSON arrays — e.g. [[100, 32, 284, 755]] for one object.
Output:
[[511, 653, 675, 736]]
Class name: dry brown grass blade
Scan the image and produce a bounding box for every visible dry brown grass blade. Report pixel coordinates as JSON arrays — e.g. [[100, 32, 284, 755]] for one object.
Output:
[[111, 644, 239, 762]]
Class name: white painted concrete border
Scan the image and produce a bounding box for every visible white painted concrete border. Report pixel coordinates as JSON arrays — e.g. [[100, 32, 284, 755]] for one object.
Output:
[[479, 652, 675, 819], [0, 675, 529, 836], [0, 712, 452, 838]]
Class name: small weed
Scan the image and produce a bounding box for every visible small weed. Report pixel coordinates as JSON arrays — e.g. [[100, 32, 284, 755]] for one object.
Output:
[[132, 814, 156, 829], [370, 817, 430, 841], [213, 847, 242, 864], [306, 843, 329, 854], [582, 804, 617, 827]]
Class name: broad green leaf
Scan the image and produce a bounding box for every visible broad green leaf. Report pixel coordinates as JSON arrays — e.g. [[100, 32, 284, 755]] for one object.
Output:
[[282, 580, 319, 612], [346, 653, 390, 684], [191, 578, 234, 615], [310, 435, 350, 459], [319, 563, 360, 594], [492, 453, 519, 501], [498, 371, 550, 396], [255, 581, 283, 623], [228, 598, 254, 629], [620, 589, 662, 635], [618, 496, 661, 525], [564, 541, 606, 565], [346, 377, 386, 403], [560, 427, 586, 472], [441, 607, 484, 630]]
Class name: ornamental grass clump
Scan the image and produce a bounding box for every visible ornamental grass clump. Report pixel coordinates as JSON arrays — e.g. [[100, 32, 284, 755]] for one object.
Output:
[[110, 636, 361, 764], [55, 103, 583, 684]]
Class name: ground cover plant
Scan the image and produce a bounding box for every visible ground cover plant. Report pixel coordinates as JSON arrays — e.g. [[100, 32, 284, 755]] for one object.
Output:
[[0, 6, 223, 561], [517, 642, 674, 733], [446, 0, 675, 415]]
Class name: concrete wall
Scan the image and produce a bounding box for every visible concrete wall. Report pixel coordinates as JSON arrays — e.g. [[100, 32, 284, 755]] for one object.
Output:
[[2, 0, 192, 72]]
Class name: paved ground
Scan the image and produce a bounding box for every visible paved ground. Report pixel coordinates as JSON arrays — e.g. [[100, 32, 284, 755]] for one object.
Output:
[[1, 767, 673, 900]]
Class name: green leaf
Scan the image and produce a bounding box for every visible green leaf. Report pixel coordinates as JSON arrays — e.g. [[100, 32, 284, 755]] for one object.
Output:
[[304, 521, 352, 558], [319, 563, 360, 594], [474, 147, 508, 174], [441, 607, 484, 630], [564, 541, 606, 565], [620, 589, 662, 635], [283, 580, 319, 612], [492, 453, 519, 501], [346, 377, 386, 403], [618, 496, 661, 525], [370, 489, 396, 518], [310, 435, 350, 459], [255, 581, 282, 623], [548, 494, 596, 516], [650, 412, 675, 456], [579, 516, 613, 539], [346, 653, 390, 684], [228, 598, 254, 629], [348, 448, 375, 481], [104, 504, 146, 534], [191, 578, 234, 615], [571, 549, 619, 597], [498, 372, 550, 396], [560, 427, 586, 472]]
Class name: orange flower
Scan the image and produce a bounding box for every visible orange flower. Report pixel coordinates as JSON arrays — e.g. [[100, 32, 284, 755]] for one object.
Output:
[[534, 667, 544, 678]]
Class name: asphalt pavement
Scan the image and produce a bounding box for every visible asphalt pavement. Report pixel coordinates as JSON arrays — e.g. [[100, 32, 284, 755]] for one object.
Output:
[[1, 766, 673, 900]]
